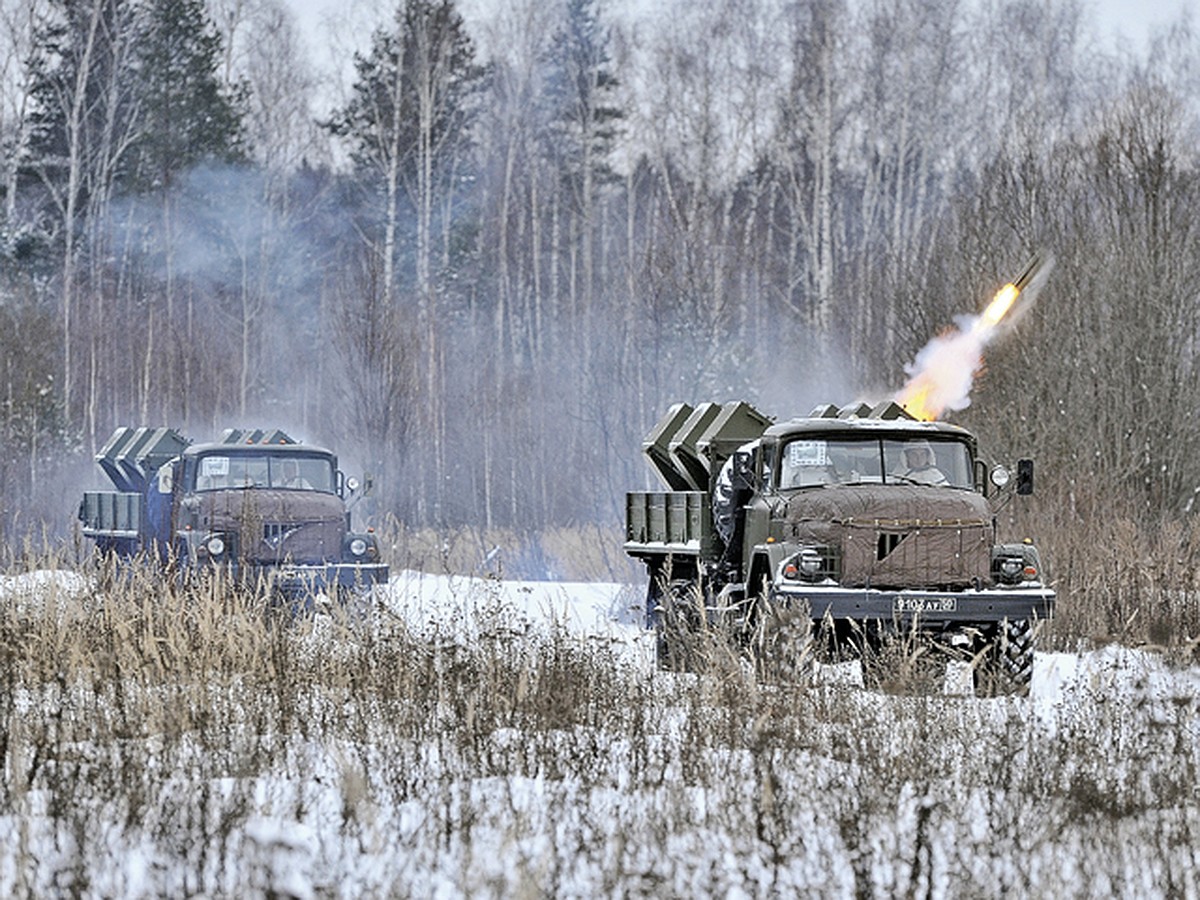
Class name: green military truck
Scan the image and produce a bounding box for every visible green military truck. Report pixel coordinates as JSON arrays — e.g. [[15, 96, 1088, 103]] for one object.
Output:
[[625, 400, 1055, 693]]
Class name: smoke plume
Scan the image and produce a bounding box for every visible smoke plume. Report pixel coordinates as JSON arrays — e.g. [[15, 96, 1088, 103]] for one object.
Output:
[[895, 256, 1053, 421]]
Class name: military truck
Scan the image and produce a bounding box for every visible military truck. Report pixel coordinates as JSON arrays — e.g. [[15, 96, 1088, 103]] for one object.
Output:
[[625, 400, 1055, 692], [78, 427, 388, 601]]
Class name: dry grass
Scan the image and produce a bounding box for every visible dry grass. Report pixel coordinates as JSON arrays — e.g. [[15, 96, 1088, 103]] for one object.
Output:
[[372, 518, 638, 583], [1, 549, 1199, 896], [1022, 509, 1200, 662]]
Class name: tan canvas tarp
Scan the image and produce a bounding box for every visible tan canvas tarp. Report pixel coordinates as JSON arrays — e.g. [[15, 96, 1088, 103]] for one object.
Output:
[[783, 484, 993, 589]]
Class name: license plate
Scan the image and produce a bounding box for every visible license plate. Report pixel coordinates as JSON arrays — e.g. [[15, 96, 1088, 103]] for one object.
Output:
[[894, 596, 957, 613]]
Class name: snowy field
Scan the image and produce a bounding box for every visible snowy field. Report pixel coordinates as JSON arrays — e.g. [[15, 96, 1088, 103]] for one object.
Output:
[[1, 568, 1198, 897]]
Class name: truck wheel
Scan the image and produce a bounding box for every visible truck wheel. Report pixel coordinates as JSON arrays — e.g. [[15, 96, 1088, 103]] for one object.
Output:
[[973, 619, 1034, 697]]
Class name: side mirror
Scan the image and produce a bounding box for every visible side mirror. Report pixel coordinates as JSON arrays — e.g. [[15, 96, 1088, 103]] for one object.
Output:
[[1016, 459, 1034, 495]]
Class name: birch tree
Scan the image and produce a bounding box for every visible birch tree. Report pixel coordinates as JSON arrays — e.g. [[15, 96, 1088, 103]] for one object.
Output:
[[770, 0, 853, 338], [0, 0, 47, 229], [327, 0, 478, 305], [22, 0, 140, 427], [325, 0, 480, 522]]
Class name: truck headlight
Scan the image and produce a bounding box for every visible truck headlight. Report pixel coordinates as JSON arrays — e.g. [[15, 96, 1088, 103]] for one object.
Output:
[[782, 548, 831, 582], [798, 549, 823, 576], [994, 554, 1027, 585], [345, 533, 378, 560]]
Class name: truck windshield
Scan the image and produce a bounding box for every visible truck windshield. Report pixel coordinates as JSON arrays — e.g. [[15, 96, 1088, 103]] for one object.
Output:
[[194, 454, 335, 492], [779, 437, 973, 490]]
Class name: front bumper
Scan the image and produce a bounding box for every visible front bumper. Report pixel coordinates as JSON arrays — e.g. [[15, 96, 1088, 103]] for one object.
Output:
[[769, 583, 1055, 626], [184, 554, 389, 595], [262, 562, 391, 599]]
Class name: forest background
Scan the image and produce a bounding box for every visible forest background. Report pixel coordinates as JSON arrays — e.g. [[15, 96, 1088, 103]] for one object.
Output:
[[3, 0, 1200, 637]]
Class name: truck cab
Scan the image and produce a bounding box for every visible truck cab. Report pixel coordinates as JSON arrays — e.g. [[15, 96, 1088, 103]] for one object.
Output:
[[737, 411, 1049, 618]]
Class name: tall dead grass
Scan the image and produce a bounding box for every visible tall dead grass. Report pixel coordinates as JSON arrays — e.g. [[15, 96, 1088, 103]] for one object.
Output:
[[1, 551, 1199, 896], [1023, 508, 1200, 659], [373, 517, 638, 583]]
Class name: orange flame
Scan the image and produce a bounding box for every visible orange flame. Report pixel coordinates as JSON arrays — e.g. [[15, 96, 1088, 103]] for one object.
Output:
[[975, 283, 1020, 332], [896, 374, 938, 422], [896, 281, 1024, 422]]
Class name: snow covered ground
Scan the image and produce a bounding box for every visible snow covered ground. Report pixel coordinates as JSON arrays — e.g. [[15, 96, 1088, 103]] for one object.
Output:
[[380, 568, 649, 643], [1, 569, 1198, 897]]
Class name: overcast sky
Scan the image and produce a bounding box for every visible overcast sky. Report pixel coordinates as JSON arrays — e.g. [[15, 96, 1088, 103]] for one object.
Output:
[[1092, 0, 1192, 46]]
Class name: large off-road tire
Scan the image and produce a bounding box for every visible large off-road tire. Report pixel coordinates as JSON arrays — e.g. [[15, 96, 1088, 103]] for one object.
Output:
[[973, 618, 1035, 697]]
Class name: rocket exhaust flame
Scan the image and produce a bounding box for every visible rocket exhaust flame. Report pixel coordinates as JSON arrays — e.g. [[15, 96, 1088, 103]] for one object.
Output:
[[895, 254, 1053, 422], [977, 284, 1020, 331]]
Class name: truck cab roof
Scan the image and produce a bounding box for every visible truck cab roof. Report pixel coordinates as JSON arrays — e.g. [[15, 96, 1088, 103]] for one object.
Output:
[[184, 442, 336, 460], [763, 415, 975, 446]]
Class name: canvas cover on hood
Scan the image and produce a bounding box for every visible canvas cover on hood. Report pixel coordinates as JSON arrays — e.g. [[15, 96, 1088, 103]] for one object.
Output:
[[782, 484, 993, 589], [199, 490, 345, 565]]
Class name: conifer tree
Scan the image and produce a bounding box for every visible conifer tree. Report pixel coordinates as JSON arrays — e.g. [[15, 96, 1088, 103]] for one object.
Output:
[[325, 0, 481, 300], [541, 0, 623, 214], [129, 0, 248, 191]]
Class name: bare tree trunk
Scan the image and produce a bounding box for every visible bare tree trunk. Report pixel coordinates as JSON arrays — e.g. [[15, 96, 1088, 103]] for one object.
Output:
[[0, 0, 42, 226], [141, 301, 152, 422], [812, 47, 835, 334], [57, 0, 109, 426], [383, 55, 403, 308]]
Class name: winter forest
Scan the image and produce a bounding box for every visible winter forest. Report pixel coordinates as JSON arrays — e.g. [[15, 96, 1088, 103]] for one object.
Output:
[[3, 0, 1200, 593]]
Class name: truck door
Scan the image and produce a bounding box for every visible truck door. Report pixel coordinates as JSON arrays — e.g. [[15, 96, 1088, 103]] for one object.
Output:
[[739, 440, 775, 580]]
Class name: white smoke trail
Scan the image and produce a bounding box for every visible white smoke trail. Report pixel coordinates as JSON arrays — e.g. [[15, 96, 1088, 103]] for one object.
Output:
[[895, 256, 1053, 421], [895, 317, 989, 420]]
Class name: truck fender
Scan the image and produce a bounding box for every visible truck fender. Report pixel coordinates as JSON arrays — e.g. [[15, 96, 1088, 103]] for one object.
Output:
[[746, 542, 797, 597]]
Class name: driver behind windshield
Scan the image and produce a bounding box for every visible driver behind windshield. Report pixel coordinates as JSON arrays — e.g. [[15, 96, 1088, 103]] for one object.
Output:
[[897, 440, 948, 486], [278, 458, 313, 489]]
